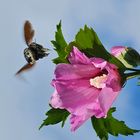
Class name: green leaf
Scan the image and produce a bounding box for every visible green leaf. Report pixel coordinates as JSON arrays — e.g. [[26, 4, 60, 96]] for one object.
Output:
[[74, 25, 126, 72], [75, 25, 104, 50], [91, 107, 139, 140], [39, 108, 70, 130], [91, 117, 108, 140], [52, 23, 126, 72], [51, 21, 70, 64]]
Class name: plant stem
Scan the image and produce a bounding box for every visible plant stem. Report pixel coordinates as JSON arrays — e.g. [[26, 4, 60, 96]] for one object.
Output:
[[126, 68, 140, 72], [125, 71, 140, 80]]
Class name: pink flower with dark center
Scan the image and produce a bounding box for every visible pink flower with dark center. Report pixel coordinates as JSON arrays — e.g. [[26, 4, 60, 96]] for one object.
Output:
[[50, 47, 121, 131]]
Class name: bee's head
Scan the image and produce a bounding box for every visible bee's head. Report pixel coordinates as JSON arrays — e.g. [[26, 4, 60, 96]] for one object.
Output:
[[24, 48, 36, 64]]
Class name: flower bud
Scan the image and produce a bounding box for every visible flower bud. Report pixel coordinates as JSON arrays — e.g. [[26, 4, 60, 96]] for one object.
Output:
[[111, 46, 140, 68]]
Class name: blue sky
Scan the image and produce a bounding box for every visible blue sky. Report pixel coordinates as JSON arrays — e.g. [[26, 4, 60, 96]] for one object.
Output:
[[0, 0, 140, 140]]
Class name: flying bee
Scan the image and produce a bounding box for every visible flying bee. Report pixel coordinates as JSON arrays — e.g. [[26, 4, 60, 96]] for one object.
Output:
[[16, 20, 49, 75]]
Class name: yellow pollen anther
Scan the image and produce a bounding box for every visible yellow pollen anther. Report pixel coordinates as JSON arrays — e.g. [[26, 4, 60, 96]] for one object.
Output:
[[90, 74, 107, 88]]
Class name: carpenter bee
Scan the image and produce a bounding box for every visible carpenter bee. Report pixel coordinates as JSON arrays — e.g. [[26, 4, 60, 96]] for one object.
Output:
[[16, 20, 49, 75]]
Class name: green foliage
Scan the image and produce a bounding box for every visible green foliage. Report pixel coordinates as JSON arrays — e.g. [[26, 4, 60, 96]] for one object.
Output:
[[74, 25, 126, 72], [91, 107, 139, 140], [51, 21, 70, 64], [39, 108, 70, 130], [52, 22, 126, 72]]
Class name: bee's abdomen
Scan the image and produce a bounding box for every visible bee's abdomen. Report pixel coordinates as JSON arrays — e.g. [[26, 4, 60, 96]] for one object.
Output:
[[24, 48, 36, 64]]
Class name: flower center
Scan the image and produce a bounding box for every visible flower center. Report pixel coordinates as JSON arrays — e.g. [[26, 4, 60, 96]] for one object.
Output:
[[90, 74, 107, 88]]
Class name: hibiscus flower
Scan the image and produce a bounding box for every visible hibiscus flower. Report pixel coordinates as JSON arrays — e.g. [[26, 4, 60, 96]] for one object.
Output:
[[50, 46, 121, 131]]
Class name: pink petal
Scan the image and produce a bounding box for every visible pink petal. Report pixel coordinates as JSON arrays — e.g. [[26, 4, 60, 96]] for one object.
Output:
[[70, 99, 105, 131], [111, 46, 126, 57], [90, 57, 107, 69], [50, 78, 107, 131], [54, 64, 101, 80], [105, 64, 121, 92], [98, 87, 120, 115], [50, 90, 63, 109], [51, 78, 100, 109], [68, 46, 91, 64]]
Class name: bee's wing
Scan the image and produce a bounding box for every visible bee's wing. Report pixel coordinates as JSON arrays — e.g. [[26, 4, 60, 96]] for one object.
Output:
[[24, 20, 35, 46], [15, 63, 35, 75]]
